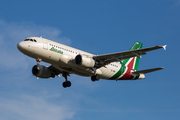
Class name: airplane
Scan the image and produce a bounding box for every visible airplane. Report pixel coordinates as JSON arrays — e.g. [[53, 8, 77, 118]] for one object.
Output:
[[17, 37, 167, 88]]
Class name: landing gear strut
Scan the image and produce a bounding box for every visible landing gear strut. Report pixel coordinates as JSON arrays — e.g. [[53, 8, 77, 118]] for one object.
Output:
[[36, 58, 42, 69], [62, 72, 71, 88]]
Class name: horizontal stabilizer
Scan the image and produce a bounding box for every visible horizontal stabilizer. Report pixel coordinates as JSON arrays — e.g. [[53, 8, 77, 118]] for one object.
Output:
[[132, 67, 164, 74]]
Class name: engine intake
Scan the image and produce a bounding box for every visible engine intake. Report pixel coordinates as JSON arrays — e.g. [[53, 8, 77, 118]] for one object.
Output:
[[32, 65, 53, 78], [75, 54, 95, 68]]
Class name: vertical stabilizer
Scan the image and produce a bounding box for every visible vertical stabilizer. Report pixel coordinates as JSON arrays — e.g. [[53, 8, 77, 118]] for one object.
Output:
[[121, 42, 143, 71]]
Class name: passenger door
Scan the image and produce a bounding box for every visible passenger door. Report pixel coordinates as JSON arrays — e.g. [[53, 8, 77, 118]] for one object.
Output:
[[43, 42, 48, 50]]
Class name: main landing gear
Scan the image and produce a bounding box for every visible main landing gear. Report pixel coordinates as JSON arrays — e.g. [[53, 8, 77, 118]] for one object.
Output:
[[91, 74, 100, 82], [62, 71, 71, 88], [91, 68, 100, 82]]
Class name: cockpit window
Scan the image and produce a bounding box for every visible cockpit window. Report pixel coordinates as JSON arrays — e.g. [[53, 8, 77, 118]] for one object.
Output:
[[24, 39, 29, 41], [24, 39, 37, 42]]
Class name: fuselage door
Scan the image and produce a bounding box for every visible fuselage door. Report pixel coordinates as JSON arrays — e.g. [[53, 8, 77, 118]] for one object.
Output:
[[43, 42, 48, 50]]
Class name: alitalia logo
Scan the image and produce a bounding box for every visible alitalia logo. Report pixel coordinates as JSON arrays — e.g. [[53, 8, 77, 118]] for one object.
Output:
[[50, 47, 63, 54]]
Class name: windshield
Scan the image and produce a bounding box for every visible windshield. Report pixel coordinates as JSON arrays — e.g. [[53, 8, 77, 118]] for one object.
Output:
[[24, 39, 37, 42]]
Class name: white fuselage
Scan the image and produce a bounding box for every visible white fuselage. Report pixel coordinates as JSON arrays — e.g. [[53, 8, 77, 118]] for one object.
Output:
[[17, 37, 123, 80]]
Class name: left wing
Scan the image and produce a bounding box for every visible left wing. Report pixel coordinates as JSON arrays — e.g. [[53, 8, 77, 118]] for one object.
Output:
[[93, 45, 167, 66]]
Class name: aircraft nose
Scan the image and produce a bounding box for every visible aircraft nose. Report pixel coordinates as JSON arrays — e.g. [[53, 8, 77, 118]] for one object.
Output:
[[17, 42, 22, 51], [17, 41, 27, 52]]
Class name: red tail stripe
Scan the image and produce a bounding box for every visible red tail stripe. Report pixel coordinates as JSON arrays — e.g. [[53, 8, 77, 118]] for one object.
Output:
[[127, 57, 135, 69]]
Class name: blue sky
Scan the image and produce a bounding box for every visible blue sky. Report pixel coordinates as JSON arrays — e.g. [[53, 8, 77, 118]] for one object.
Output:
[[0, 0, 180, 120]]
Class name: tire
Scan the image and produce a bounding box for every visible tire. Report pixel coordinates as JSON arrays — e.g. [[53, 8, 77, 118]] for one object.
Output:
[[67, 81, 71, 87], [95, 74, 100, 81], [91, 75, 100, 82], [62, 82, 67, 88]]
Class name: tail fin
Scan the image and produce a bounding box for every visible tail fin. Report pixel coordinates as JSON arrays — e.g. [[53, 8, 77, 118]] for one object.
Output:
[[121, 41, 143, 71]]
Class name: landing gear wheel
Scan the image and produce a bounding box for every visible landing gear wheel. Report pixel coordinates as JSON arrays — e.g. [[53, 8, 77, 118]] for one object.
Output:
[[91, 76, 96, 82], [62, 82, 67, 88], [91, 74, 100, 82], [67, 81, 71, 87], [62, 81, 71, 88]]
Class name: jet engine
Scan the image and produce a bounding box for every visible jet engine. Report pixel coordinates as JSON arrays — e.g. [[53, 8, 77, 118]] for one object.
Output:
[[32, 65, 54, 78], [75, 54, 95, 68]]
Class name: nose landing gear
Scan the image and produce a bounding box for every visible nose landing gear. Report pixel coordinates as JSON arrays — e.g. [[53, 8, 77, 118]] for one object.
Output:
[[35, 58, 71, 88], [36, 58, 42, 69]]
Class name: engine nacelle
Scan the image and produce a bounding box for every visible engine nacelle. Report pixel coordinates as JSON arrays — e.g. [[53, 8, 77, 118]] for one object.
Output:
[[32, 65, 53, 78], [75, 54, 95, 68]]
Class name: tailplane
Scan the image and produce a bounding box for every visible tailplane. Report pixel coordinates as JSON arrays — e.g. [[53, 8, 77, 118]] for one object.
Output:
[[121, 41, 143, 71], [131, 67, 164, 80], [132, 67, 164, 74]]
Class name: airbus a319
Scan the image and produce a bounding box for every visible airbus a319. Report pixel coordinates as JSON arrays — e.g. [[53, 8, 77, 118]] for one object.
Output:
[[17, 37, 166, 88]]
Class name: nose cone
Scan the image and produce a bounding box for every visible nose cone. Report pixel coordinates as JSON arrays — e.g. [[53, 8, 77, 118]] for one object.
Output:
[[17, 41, 29, 54], [17, 42, 24, 52]]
